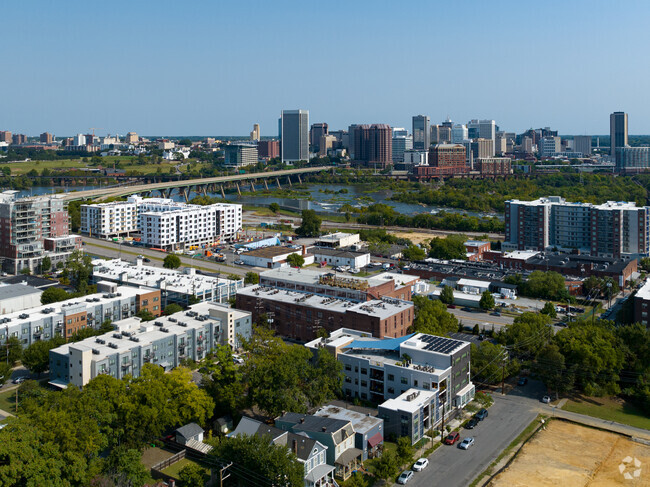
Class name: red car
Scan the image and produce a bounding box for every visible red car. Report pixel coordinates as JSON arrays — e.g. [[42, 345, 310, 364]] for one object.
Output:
[[444, 431, 460, 445]]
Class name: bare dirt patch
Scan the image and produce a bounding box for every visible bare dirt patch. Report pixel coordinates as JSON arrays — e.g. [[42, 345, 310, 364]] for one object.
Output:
[[490, 420, 650, 487]]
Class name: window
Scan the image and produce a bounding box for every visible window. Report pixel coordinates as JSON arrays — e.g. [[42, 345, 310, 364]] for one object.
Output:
[[345, 364, 351, 371], [401, 377, 408, 385], [361, 368, 367, 375], [361, 380, 367, 387], [388, 387, 395, 394], [387, 374, 395, 381]]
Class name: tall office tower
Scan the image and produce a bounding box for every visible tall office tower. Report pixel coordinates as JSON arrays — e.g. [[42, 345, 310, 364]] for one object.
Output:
[[573, 136, 592, 157], [438, 126, 452, 144], [521, 136, 534, 153], [280, 110, 309, 162], [250, 123, 260, 142], [471, 138, 495, 159], [39, 132, 54, 144], [125, 132, 139, 144], [610, 111, 628, 159], [309, 122, 328, 153], [468, 119, 496, 141], [451, 124, 468, 143], [539, 136, 561, 158], [367, 124, 392, 168], [495, 133, 507, 155], [392, 129, 413, 163], [412, 115, 430, 150], [0, 131, 11, 143], [12, 134, 27, 145], [430, 124, 440, 144]]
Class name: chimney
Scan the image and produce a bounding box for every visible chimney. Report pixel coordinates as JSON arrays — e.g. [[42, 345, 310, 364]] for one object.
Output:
[[302, 245, 307, 256], [299, 418, 305, 424], [322, 426, 327, 432], [292, 439, 298, 454]]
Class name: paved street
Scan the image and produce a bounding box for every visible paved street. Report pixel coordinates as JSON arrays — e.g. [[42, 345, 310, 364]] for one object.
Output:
[[447, 308, 515, 332]]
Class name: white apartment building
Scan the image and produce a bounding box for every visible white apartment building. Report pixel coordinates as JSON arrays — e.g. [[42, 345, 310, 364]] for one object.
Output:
[[81, 196, 242, 247]]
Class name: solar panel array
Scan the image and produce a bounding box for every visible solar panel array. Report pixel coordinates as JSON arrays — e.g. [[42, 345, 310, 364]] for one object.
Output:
[[420, 334, 463, 354]]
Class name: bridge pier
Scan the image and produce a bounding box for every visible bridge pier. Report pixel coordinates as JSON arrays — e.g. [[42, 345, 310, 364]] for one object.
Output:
[[263, 179, 268, 190], [236, 182, 241, 196], [181, 188, 189, 203], [250, 180, 255, 192], [297, 174, 302, 184], [220, 184, 226, 199], [286, 176, 292, 187], [163, 188, 173, 199], [200, 185, 208, 196], [276, 177, 282, 189]]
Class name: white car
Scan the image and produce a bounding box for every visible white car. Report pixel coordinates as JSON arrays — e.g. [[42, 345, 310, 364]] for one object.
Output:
[[413, 458, 429, 472], [458, 437, 475, 450], [542, 395, 551, 404], [397, 470, 414, 484]]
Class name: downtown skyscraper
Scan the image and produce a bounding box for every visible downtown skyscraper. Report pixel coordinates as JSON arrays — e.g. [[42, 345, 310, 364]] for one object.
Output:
[[280, 109, 309, 162], [412, 115, 430, 150]]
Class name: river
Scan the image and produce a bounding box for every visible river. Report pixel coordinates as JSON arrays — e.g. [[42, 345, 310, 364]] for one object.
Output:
[[13, 183, 502, 219]]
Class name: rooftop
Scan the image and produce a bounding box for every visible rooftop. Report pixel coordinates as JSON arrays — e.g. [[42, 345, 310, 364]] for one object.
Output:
[[380, 388, 437, 414], [92, 258, 242, 294], [0, 275, 60, 289], [0, 283, 42, 300], [311, 248, 369, 259], [317, 232, 358, 242], [243, 246, 303, 259], [636, 279, 650, 300], [314, 405, 382, 434], [237, 286, 413, 320]]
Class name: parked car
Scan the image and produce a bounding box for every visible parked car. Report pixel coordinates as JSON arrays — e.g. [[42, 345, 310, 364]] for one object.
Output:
[[490, 311, 501, 317], [447, 304, 456, 309], [12, 377, 27, 384], [444, 431, 460, 445], [475, 408, 489, 421], [461, 307, 474, 312], [143, 258, 151, 263], [234, 260, 245, 265], [517, 377, 528, 386], [465, 417, 479, 429], [458, 437, 475, 450], [542, 395, 551, 404], [413, 458, 429, 472], [397, 471, 414, 484]]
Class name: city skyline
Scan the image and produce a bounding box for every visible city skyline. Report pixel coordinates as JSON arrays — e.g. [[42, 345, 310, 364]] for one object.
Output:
[[2, 0, 649, 136]]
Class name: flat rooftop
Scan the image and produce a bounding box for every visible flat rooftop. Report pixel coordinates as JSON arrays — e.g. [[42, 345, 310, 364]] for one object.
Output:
[[380, 388, 437, 414], [260, 267, 418, 290], [0, 283, 42, 300], [317, 232, 358, 242], [92, 258, 242, 293], [636, 279, 650, 300], [244, 246, 302, 259], [238, 286, 413, 320], [314, 405, 382, 434]]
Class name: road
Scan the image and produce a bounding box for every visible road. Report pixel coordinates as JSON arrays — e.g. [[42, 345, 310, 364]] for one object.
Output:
[[447, 308, 515, 331], [81, 236, 263, 277], [399, 381, 546, 487]]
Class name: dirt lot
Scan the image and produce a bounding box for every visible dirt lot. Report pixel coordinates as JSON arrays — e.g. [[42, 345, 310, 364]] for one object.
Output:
[[491, 420, 650, 487], [388, 230, 453, 245]]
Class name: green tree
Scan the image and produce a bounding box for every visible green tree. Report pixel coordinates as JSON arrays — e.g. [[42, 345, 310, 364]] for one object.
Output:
[[540, 302, 557, 318], [65, 249, 93, 292], [269, 202, 280, 213], [499, 312, 552, 358], [396, 436, 414, 465], [20, 267, 31, 275], [402, 245, 426, 262], [202, 345, 246, 418], [21, 337, 65, 377], [210, 434, 304, 487], [1, 336, 23, 365], [41, 256, 51, 273], [178, 462, 206, 487], [470, 342, 517, 384], [519, 271, 570, 301], [479, 290, 495, 310], [411, 296, 458, 336], [439, 285, 455, 305], [41, 286, 70, 304], [534, 343, 574, 399], [163, 303, 184, 316], [296, 209, 322, 237], [286, 252, 305, 268], [244, 271, 259, 284], [163, 254, 182, 269], [373, 449, 400, 480], [136, 309, 155, 321], [0, 362, 11, 386], [428, 235, 467, 260], [106, 447, 150, 487]]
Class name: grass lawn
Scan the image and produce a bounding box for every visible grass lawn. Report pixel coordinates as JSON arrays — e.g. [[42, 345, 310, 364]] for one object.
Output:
[[562, 395, 650, 430], [5, 156, 182, 176], [0, 388, 17, 414], [162, 457, 208, 480]]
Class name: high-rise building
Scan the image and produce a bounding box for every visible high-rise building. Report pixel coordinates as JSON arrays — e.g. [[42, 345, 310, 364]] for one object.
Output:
[[504, 196, 650, 258], [309, 123, 328, 153], [438, 126, 452, 144], [468, 120, 496, 141], [539, 136, 561, 158], [73, 134, 87, 146], [471, 138, 495, 159], [250, 123, 260, 142], [521, 136, 534, 154], [0, 191, 79, 274], [257, 140, 280, 159], [451, 124, 468, 143], [573, 136, 592, 157], [391, 129, 413, 163], [281, 110, 309, 162], [224, 143, 258, 167], [430, 124, 440, 144], [0, 131, 11, 144], [610, 112, 628, 160], [319, 135, 337, 157], [430, 144, 467, 172], [412, 115, 430, 150], [12, 134, 27, 145], [125, 132, 139, 144], [494, 133, 507, 155], [616, 147, 650, 173], [349, 124, 392, 167], [39, 132, 54, 144]]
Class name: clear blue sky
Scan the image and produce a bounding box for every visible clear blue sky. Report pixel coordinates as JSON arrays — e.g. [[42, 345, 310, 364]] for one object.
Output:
[[3, 0, 649, 136]]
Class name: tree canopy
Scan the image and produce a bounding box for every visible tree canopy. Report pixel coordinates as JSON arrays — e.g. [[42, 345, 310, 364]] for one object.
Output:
[[295, 209, 322, 237], [411, 296, 458, 336], [164, 254, 182, 269]]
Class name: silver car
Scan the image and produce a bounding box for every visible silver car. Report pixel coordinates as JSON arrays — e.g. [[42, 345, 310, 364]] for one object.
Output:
[[458, 437, 475, 450]]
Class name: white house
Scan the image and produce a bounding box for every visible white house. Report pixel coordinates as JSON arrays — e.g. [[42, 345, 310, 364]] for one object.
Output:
[[162, 148, 190, 160]]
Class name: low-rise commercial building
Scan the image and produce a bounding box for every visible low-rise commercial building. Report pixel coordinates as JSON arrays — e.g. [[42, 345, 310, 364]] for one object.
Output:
[[316, 232, 361, 249], [0, 284, 43, 314], [240, 245, 315, 269], [224, 143, 258, 167], [91, 258, 245, 306], [311, 248, 371, 269], [237, 286, 414, 341], [48, 301, 250, 388]]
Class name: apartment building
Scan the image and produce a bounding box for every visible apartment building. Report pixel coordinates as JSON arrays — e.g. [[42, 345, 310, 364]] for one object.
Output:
[[306, 329, 474, 443], [0, 191, 80, 274], [505, 196, 650, 258], [475, 157, 512, 176], [0, 284, 160, 349], [91, 257, 245, 307], [49, 300, 250, 388], [634, 279, 650, 328], [236, 286, 414, 341], [81, 196, 242, 247]]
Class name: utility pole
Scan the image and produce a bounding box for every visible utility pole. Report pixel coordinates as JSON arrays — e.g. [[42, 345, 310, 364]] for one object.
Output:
[[219, 462, 232, 487], [501, 350, 508, 395]]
